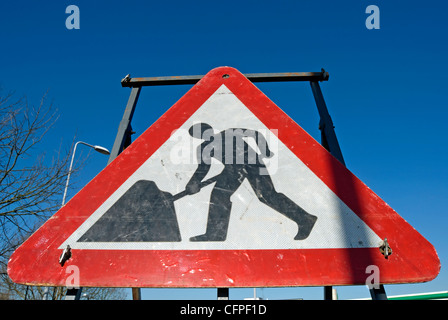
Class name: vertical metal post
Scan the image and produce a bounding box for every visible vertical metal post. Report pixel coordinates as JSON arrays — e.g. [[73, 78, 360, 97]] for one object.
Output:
[[310, 81, 387, 301], [65, 288, 83, 300], [311, 81, 344, 300], [370, 285, 388, 300], [217, 288, 229, 300], [132, 288, 142, 300], [108, 86, 143, 299], [108, 86, 141, 164], [310, 81, 345, 166], [323, 286, 334, 300]]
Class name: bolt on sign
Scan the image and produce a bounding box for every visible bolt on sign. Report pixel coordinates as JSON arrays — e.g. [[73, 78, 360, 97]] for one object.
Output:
[[8, 67, 440, 288]]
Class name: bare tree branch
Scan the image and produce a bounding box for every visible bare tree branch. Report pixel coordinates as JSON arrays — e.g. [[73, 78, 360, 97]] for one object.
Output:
[[0, 91, 68, 238]]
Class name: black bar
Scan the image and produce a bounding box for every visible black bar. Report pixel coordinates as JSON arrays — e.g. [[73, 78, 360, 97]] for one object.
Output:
[[121, 71, 329, 87], [312, 81, 345, 301], [312, 81, 388, 300], [107, 87, 141, 164], [310, 81, 345, 166], [370, 285, 388, 300], [217, 288, 229, 300], [324, 286, 334, 300], [247, 71, 329, 83], [132, 288, 142, 300], [65, 288, 82, 300]]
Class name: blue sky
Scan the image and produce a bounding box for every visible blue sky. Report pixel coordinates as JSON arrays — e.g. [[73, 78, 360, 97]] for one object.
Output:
[[1, 0, 447, 300]]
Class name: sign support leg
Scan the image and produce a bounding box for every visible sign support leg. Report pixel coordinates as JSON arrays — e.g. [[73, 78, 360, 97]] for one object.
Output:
[[132, 288, 142, 300], [65, 288, 82, 300], [370, 285, 388, 300], [107, 86, 141, 164], [311, 80, 344, 301], [109, 87, 143, 299], [217, 288, 229, 300], [310, 81, 345, 166], [323, 286, 334, 300], [310, 80, 387, 300]]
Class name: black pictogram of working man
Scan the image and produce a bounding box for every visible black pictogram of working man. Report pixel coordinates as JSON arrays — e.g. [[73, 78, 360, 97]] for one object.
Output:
[[185, 123, 317, 242]]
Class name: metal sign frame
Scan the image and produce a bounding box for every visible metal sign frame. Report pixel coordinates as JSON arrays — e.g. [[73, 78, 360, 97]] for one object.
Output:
[[67, 68, 386, 300]]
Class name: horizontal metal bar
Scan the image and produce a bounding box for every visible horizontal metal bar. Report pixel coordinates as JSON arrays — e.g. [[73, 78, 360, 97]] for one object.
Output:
[[121, 70, 329, 87], [245, 71, 329, 83]]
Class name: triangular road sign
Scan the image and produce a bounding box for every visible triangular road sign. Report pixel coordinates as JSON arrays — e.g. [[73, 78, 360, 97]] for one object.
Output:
[[8, 67, 440, 288]]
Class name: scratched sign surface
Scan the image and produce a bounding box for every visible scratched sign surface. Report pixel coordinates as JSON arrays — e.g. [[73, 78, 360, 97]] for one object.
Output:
[[8, 67, 440, 288]]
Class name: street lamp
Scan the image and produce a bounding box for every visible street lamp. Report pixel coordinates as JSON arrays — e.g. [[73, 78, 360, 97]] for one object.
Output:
[[61, 141, 110, 206]]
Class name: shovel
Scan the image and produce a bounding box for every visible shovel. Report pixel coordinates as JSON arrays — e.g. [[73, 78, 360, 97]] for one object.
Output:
[[78, 176, 218, 242]]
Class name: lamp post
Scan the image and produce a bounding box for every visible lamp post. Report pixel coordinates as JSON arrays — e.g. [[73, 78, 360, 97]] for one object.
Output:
[[42, 141, 110, 300], [61, 141, 110, 206]]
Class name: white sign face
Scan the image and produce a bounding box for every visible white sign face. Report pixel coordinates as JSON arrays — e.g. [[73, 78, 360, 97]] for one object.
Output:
[[62, 85, 382, 251]]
